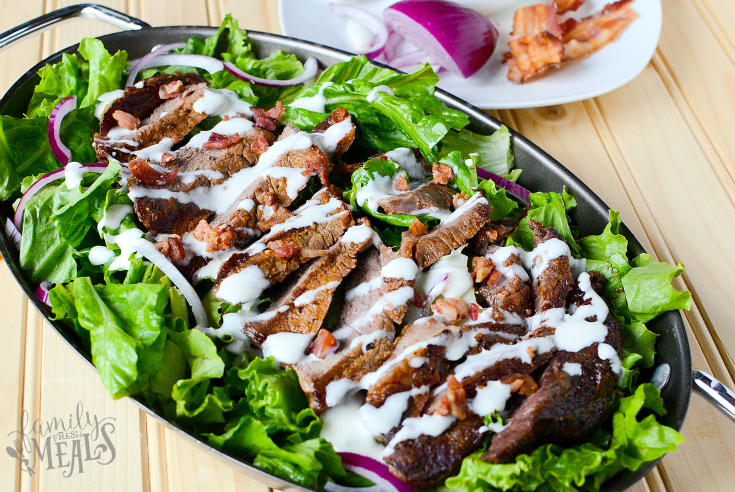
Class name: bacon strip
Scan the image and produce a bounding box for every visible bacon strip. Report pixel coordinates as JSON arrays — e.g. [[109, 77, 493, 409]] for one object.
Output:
[[505, 0, 637, 84], [129, 158, 178, 186]]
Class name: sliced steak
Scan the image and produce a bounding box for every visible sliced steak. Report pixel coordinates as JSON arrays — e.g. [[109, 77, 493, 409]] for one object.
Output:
[[213, 187, 353, 305], [478, 246, 532, 317], [95, 73, 209, 163], [384, 414, 485, 489], [376, 182, 455, 216], [528, 220, 574, 312], [241, 225, 373, 345], [400, 193, 492, 269], [471, 218, 522, 256], [294, 246, 418, 412], [483, 315, 622, 463], [310, 107, 356, 159]]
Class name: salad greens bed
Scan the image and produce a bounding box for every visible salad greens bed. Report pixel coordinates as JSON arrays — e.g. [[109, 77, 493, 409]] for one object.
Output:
[[0, 16, 691, 492]]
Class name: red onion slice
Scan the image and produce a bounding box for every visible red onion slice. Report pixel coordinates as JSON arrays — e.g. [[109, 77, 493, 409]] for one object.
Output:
[[223, 57, 319, 87], [476, 168, 531, 203], [35, 280, 52, 306], [330, 3, 389, 58], [382, 29, 403, 62], [13, 164, 108, 232], [125, 42, 188, 87], [384, 0, 499, 78], [48, 96, 77, 165], [130, 238, 208, 327], [323, 453, 414, 492], [126, 53, 224, 88], [5, 218, 21, 249]]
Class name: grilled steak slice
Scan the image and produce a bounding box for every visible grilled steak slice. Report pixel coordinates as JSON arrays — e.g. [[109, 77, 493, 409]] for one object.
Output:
[[128, 132, 331, 236], [400, 193, 492, 269], [310, 107, 356, 159], [376, 182, 455, 216], [478, 246, 532, 317], [471, 218, 522, 256], [241, 225, 373, 345], [483, 315, 622, 463], [95, 73, 209, 162], [384, 415, 485, 489], [529, 220, 574, 312], [365, 319, 458, 409], [294, 246, 418, 412], [213, 187, 353, 305]]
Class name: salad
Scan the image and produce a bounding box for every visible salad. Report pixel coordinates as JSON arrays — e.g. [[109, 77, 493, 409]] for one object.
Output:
[[0, 15, 691, 492]]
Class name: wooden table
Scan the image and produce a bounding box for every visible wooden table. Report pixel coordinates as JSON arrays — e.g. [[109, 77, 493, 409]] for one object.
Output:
[[1, 0, 734, 491]]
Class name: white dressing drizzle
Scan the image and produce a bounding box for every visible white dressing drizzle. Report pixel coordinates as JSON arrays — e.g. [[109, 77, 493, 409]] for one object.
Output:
[[64, 162, 84, 189], [359, 386, 429, 437], [262, 332, 314, 364], [216, 264, 270, 304], [366, 85, 394, 103], [440, 192, 488, 225], [95, 89, 125, 119], [293, 281, 341, 307], [384, 148, 428, 179], [383, 415, 456, 457], [105, 228, 145, 271], [132, 137, 174, 161], [185, 117, 254, 149], [288, 82, 334, 113], [88, 246, 115, 266], [340, 224, 373, 245], [192, 88, 253, 117], [562, 362, 583, 376], [468, 380, 512, 416], [320, 392, 386, 460], [97, 204, 134, 234]]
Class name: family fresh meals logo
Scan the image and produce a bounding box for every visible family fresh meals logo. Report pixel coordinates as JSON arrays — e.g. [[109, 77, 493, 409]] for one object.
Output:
[[6, 402, 116, 477]]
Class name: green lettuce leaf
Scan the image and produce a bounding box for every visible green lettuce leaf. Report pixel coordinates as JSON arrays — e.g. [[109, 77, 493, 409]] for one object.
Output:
[[28, 38, 127, 118], [477, 179, 521, 221], [621, 254, 692, 323], [440, 125, 515, 176], [344, 157, 439, 228], [439, 150, 478, 197], [508, 190, 582, 258]]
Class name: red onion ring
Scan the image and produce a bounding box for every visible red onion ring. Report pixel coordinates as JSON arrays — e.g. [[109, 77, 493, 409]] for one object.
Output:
[[223, 57, 319, 87], [130, 238, 208, 327], [476, 168, 531, 203], [125, 42, 188, 87], [35, 280, 52, 306], [330, 453, 414, 492], [382, 29, 403, 62], [126, 53, 223, 88], [5, 218, 21, 249], [48, 96, 77, 165], [384, 0, 499, 78], [330, 3, 390, 58], [13, 164, 108, 232]]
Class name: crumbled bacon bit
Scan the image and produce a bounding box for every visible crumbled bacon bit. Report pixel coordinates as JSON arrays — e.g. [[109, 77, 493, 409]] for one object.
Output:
[[267, 240, 299, 259], [250, 134, 270, 155], [446, 375, 468, 420], [470, 303, 480, 321], [432, 163, 455, 185], [129, 158, 178, 186], [202, 132, 241, 149], [159, 80, 183, 99], [501, 374, 539, 396], [251, 106, 278, 132], [433, 298, 470, 323], [222, 115, 230, 121], [160, 152, 176, 167], [433, 397, 451, 416], [394, 176, 409, 192], [192, 219, 237, 253], [265, 101, 284, 119], [155, 235, 185, 262], [487, 270, 503, 286], [113, 110, 140, 130], [256, 204, 294, 232], [526, 346, 535, 358], [409, 219, 428, 236], [310, 329, 339, 359], [472, 256, 495, 283], [453, 192, 469, 209], [261, 192, 277, 207], [303, 152, 332, 185]]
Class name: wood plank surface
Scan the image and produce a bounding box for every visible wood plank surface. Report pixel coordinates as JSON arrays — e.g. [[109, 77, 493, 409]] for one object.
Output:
[[0, 0, 733, 491]]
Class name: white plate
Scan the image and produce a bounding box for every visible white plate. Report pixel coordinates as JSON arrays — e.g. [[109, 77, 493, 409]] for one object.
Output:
[[278, 0, 661, 109]]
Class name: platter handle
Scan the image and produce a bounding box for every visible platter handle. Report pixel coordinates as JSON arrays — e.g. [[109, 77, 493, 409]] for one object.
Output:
[[0, 3, 149, 53], [693, 369, 735, 423]]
